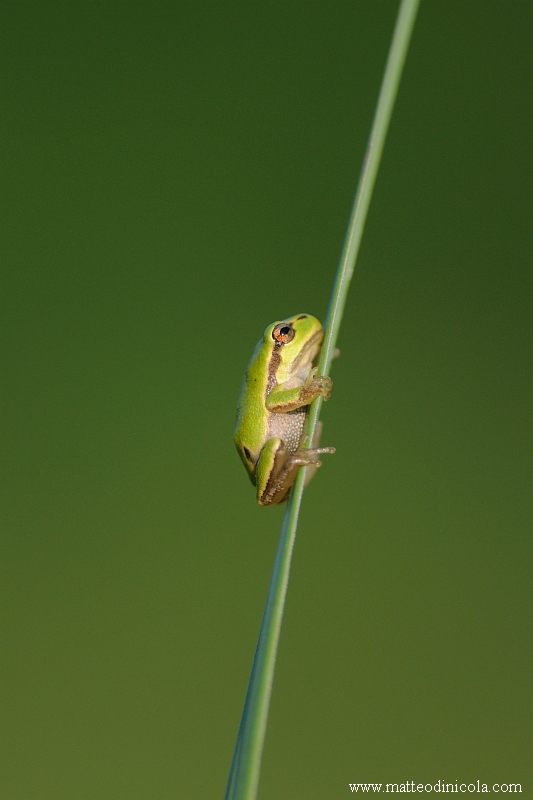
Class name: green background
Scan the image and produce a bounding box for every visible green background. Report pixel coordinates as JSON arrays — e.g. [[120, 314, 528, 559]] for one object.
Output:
[[1, 2, 531, 798]]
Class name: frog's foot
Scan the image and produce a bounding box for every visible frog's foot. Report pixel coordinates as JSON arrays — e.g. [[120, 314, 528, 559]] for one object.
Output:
[[304, 369, 333, 401], [289, 446, 336, 470]]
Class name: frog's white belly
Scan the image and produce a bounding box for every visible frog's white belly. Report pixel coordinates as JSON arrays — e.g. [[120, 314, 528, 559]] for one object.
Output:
[[267, 407, 306, 454]]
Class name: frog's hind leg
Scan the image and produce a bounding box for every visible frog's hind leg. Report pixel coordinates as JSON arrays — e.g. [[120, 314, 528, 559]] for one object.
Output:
[[256, 437, 311, 506], [255, 438, 292, 506], [256, 427, 335, 506]]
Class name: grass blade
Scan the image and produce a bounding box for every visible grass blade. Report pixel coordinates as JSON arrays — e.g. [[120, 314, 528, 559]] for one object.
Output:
[[224, 2, 420, 797]]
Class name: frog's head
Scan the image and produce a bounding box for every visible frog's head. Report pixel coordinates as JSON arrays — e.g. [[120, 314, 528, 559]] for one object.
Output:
[[264, 314, 324, 381]]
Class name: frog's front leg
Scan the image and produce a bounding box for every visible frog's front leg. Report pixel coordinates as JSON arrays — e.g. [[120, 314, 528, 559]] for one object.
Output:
[[265, 369, 332, 413], [255, 434, 335, 506]]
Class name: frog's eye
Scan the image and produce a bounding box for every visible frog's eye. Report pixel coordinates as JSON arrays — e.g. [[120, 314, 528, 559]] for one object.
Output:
[[272, 323, 295, 344]]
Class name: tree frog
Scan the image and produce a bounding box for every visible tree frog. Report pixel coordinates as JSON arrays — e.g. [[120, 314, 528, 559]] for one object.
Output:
[[234, 314, 335, 506]]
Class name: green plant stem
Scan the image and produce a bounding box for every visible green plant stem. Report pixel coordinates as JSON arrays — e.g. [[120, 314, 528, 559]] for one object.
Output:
[[224, 2, 420, 798]]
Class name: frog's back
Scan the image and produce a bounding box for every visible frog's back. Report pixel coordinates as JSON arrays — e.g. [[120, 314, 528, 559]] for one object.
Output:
[[234, 339, 271, 473]]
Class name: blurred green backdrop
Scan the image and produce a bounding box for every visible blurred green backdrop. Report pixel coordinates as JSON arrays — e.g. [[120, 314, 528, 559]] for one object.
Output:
[[1, 2, 531, 798]]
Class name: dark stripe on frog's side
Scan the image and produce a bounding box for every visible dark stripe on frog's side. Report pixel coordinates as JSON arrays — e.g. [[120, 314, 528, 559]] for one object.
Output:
[[265, 343, 282, 398]]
